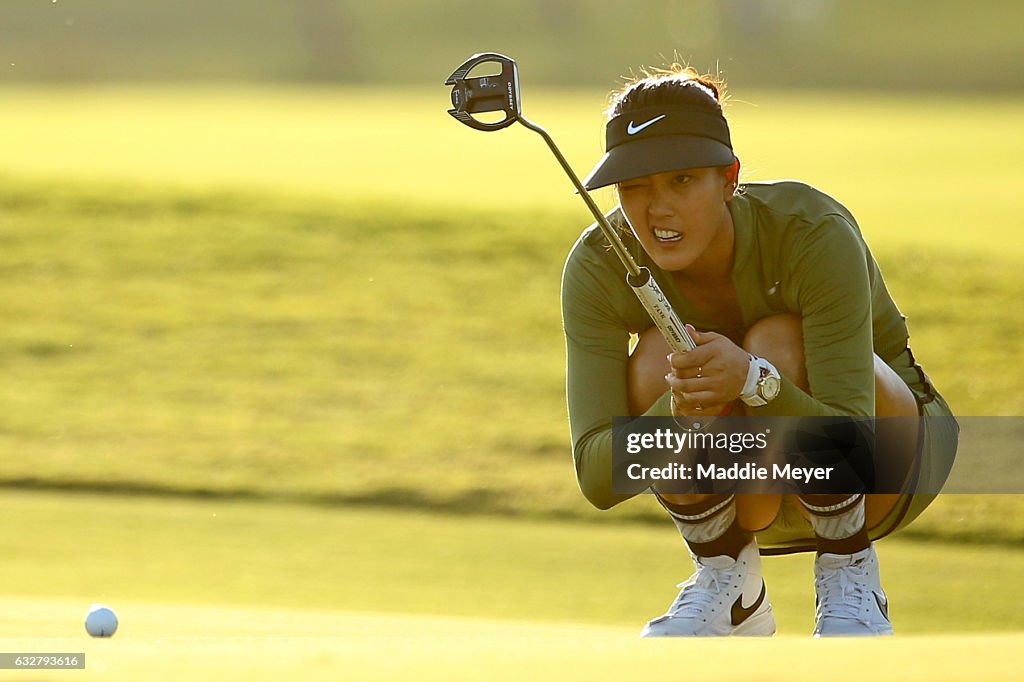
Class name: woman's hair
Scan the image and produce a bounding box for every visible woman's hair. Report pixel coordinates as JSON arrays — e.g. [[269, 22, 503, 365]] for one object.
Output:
[[607, 64, 728, 120]]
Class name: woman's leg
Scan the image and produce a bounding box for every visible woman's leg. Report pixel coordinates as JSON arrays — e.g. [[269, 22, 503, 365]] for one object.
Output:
[[628, 316, 921, 530], [627, 327, 780, 531], [629, 316, 911, 637], [629, 328, 777, 638], [741, 315, 907, 636], [742, 314, 919, 528]]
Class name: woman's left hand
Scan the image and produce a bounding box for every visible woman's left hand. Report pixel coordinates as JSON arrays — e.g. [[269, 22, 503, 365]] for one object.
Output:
[[666, 325, 750, 416]]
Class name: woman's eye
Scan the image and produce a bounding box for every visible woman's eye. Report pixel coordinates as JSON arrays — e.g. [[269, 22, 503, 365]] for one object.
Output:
[[674, 174, 692, 185]]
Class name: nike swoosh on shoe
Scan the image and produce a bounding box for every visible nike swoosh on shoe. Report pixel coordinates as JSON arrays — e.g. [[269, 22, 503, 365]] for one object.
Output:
[[874, 592, 890, 621], [731, 580, 767, 626]]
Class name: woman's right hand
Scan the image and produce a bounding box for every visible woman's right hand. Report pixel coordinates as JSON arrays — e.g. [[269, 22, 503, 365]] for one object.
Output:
[[667, 325, 746, 417]]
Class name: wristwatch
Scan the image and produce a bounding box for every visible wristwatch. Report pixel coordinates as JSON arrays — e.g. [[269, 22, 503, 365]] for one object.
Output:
[[740, 355, 782, 407]]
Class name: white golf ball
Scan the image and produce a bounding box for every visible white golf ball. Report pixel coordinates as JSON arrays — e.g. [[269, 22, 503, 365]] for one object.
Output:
[[84, 604, 118, 638]]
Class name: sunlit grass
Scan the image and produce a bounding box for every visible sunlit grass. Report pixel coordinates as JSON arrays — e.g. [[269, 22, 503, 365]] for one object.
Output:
[[0, 88, 1021, 537], [2, 491, 1022, 633], [0, 86, 1021, 259]]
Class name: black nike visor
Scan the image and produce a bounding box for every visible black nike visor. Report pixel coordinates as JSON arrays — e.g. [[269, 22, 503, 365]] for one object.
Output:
[[582, 105, 736, 191]]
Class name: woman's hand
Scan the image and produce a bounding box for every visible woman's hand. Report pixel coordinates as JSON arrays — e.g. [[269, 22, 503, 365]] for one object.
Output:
[[666, 325, 749, 417]]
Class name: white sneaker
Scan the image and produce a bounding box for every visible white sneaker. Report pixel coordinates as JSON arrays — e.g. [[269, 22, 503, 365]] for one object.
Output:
[[640, 540, 776, 637], [813, 544, 894, 637]]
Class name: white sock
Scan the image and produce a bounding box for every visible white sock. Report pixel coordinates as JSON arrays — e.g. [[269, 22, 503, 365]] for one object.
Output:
[[801, 494, 866, 541], [659, 494, 737, 544]]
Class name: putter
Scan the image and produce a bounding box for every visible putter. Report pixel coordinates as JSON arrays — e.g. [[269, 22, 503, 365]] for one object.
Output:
[[445, 52, 697, 353]]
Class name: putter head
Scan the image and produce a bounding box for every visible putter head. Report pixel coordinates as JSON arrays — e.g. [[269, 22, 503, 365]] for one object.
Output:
[[445, 53, 521, 131]]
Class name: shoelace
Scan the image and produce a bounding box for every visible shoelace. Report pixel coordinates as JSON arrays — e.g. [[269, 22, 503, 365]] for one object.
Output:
[[817, 559, 870, 621], [669, 563, 728, 617]]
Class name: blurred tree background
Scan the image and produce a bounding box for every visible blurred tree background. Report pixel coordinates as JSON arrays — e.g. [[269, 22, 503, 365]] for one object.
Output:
[[3, 0, 1022, 91]]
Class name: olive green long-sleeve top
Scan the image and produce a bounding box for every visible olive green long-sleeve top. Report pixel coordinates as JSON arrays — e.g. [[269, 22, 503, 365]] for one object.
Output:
[[561, 180, 914, 510]]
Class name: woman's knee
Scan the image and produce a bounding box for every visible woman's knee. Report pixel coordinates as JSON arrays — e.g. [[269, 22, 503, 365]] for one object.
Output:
[[743, 313, 808, 391], [627, 327, 671, 414], [873, 355, 918, 417]]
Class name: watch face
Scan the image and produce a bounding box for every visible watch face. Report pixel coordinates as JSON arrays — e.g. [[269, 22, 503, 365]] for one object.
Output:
[[760, 375, 781, 401]]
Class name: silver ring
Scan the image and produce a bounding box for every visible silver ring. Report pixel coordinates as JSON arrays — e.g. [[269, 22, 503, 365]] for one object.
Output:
[[696, 366, 703, 378], [695, 403, 704, 411]]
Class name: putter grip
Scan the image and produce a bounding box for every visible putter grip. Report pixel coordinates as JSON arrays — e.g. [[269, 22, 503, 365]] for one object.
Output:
[[627, 268, 696, 353]]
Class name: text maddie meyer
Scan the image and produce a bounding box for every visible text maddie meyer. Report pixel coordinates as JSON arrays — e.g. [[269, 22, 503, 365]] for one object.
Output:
[[626, 461, 835, 484]]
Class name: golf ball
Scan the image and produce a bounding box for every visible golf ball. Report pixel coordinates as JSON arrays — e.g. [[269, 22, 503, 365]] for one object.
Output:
[[84, 604, 118, 638]]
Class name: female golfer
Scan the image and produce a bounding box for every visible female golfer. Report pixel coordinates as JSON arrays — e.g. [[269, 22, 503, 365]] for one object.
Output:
[[561, 66, 958, 637]]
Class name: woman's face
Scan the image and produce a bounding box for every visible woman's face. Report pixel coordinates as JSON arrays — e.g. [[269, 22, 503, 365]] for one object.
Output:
[[616, 165, 736, 275]]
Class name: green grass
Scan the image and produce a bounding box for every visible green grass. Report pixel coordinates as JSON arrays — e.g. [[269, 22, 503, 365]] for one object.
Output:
[[2, 490, 1023, 634], [1, 613, 1021, 682], [0, 87, 1022, 539], [0, 85, 1022, 258], [1, 491, 1023, 682], [3, 616, 1021, 682], [1, 81, 1021, 682], [1, 178, 1022, 540]]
